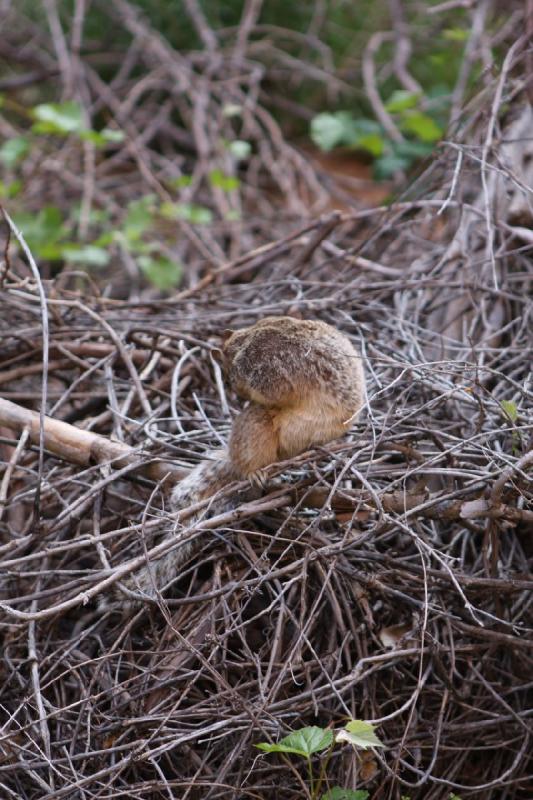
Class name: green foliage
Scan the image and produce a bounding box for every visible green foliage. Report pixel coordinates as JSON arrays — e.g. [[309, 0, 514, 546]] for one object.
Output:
[[80, 128, 125, 146], [322, 790, 368, 800], [384, 90, 420, 113], [310, 113, 383, 155], [32, 101, 85, 134], [256, 726, 333, 757], [209, 168, 240, 191], [372, 155, 409, 181], [226, 139, 251, 160], [11, 206, 110, 267], [256, 720, 384, 800], [61, 244, 110, 267], [137, 255, 183, 291], [31, 101, 124, 147], [442, 28, 469, 42], [0, 179, 22, 198], [12, 206, 68, 260], [500, 400, 518, 424], [0, 137, 30, 168], [0, 92, 204, 290], [399, 111, 442, 142], [336, 720, 387, 750], [500, 400, 521, 455], [4, 1, 476, 292], [310, 112, 352, 151], [160, 202, 213, 224], [113, 197, 185, 290], [165, 175, 193, 190], [310, 86, 443, 179], [121, 196, 158, 243]]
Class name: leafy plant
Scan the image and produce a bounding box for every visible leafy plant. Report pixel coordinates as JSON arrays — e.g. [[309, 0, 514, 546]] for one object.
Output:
[[226, 139, 251, 160], [32, 101, 124, 147], [0, 137, 30, 168], [109, 196, 185, 290], [256, 720, 384, 799], [209, 168, 240, 191], [11, 205, 111, 267], [0, 179, 22, 199], [500, 400, 518, 424], [500, 400, 521, 455], [160, 201, 213, 224], [310, 87, 445, 179], [310, 113, 384, 156], [137, 255, 183, 291]]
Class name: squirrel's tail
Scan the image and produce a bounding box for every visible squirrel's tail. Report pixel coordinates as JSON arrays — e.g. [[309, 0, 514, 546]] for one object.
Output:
[[116, 455, 244, 604], [169, 453, 239, 509]]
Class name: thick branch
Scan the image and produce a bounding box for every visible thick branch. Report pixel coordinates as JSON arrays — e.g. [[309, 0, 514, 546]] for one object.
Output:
[[0, 396, 185, 484]]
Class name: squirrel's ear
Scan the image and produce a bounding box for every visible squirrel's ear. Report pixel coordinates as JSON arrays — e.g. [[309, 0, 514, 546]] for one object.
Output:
[[211, 347, 226, 366], [221, 328, 234, 343]]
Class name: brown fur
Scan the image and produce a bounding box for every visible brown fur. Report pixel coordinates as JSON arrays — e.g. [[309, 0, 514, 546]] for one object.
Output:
[[224, 316, 365, 476]]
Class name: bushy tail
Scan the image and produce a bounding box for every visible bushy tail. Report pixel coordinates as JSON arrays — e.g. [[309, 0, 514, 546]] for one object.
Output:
[[118, 454, 243, 603]]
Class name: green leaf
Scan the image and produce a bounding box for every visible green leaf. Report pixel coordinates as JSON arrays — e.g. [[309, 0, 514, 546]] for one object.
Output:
[[256, 726, 333, 757], [71, 204, 111, 227], [310, 112, 348, 151], [373, 154, 409, 180], [385, 90, 420, 113], [336, 720, 386, 750], [13, 206, 67, 255], [322, 789, 369, 800], [32, 101, 85, 135], [222, 103, 243, 118], [36, 243, 65, 260], [160, 202, 213, 224], [356, 133, 384, 157], [78, 129, 107, 146], [209, 169, 240, 191], [500, 400, 518, 423], [442, 28, 469, 42], [80, 128, 125, 147], [0, 179, 22, 198], [100, 128, 125, 143], [400, 111, 443, 142], [166, 175, 193, 189], [394, 140, 434, 159], [61, 244, 110, 267], [349, 118, 382, 137], [121, 195, 157, 242], [138, 255, 183, 290], [227, 139, 251, 161], [311, 112, 384, 153], [0, 137, 30, 168], [93, 232, 114, 247]]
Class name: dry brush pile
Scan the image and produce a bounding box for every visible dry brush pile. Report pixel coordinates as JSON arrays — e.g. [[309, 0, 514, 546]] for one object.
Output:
[[0, 1, 532, 798]]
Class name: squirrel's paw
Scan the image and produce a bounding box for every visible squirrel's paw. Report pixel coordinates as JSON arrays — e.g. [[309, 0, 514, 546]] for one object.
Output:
[[248, 469, 268, 490]]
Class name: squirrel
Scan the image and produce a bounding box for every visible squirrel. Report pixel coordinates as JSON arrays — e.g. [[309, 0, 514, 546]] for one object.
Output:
[[119, 316, 365, 602]]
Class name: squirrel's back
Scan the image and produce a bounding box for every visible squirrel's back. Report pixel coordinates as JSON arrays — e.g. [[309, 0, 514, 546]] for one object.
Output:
[[223, 316, 364, 414]]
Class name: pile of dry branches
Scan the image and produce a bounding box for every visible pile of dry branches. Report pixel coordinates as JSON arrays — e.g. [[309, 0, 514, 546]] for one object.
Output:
[[1, 1, 532, 798]]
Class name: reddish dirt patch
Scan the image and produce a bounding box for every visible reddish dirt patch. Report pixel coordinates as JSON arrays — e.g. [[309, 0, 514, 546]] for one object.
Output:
[[301, 145, 392, 210]]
